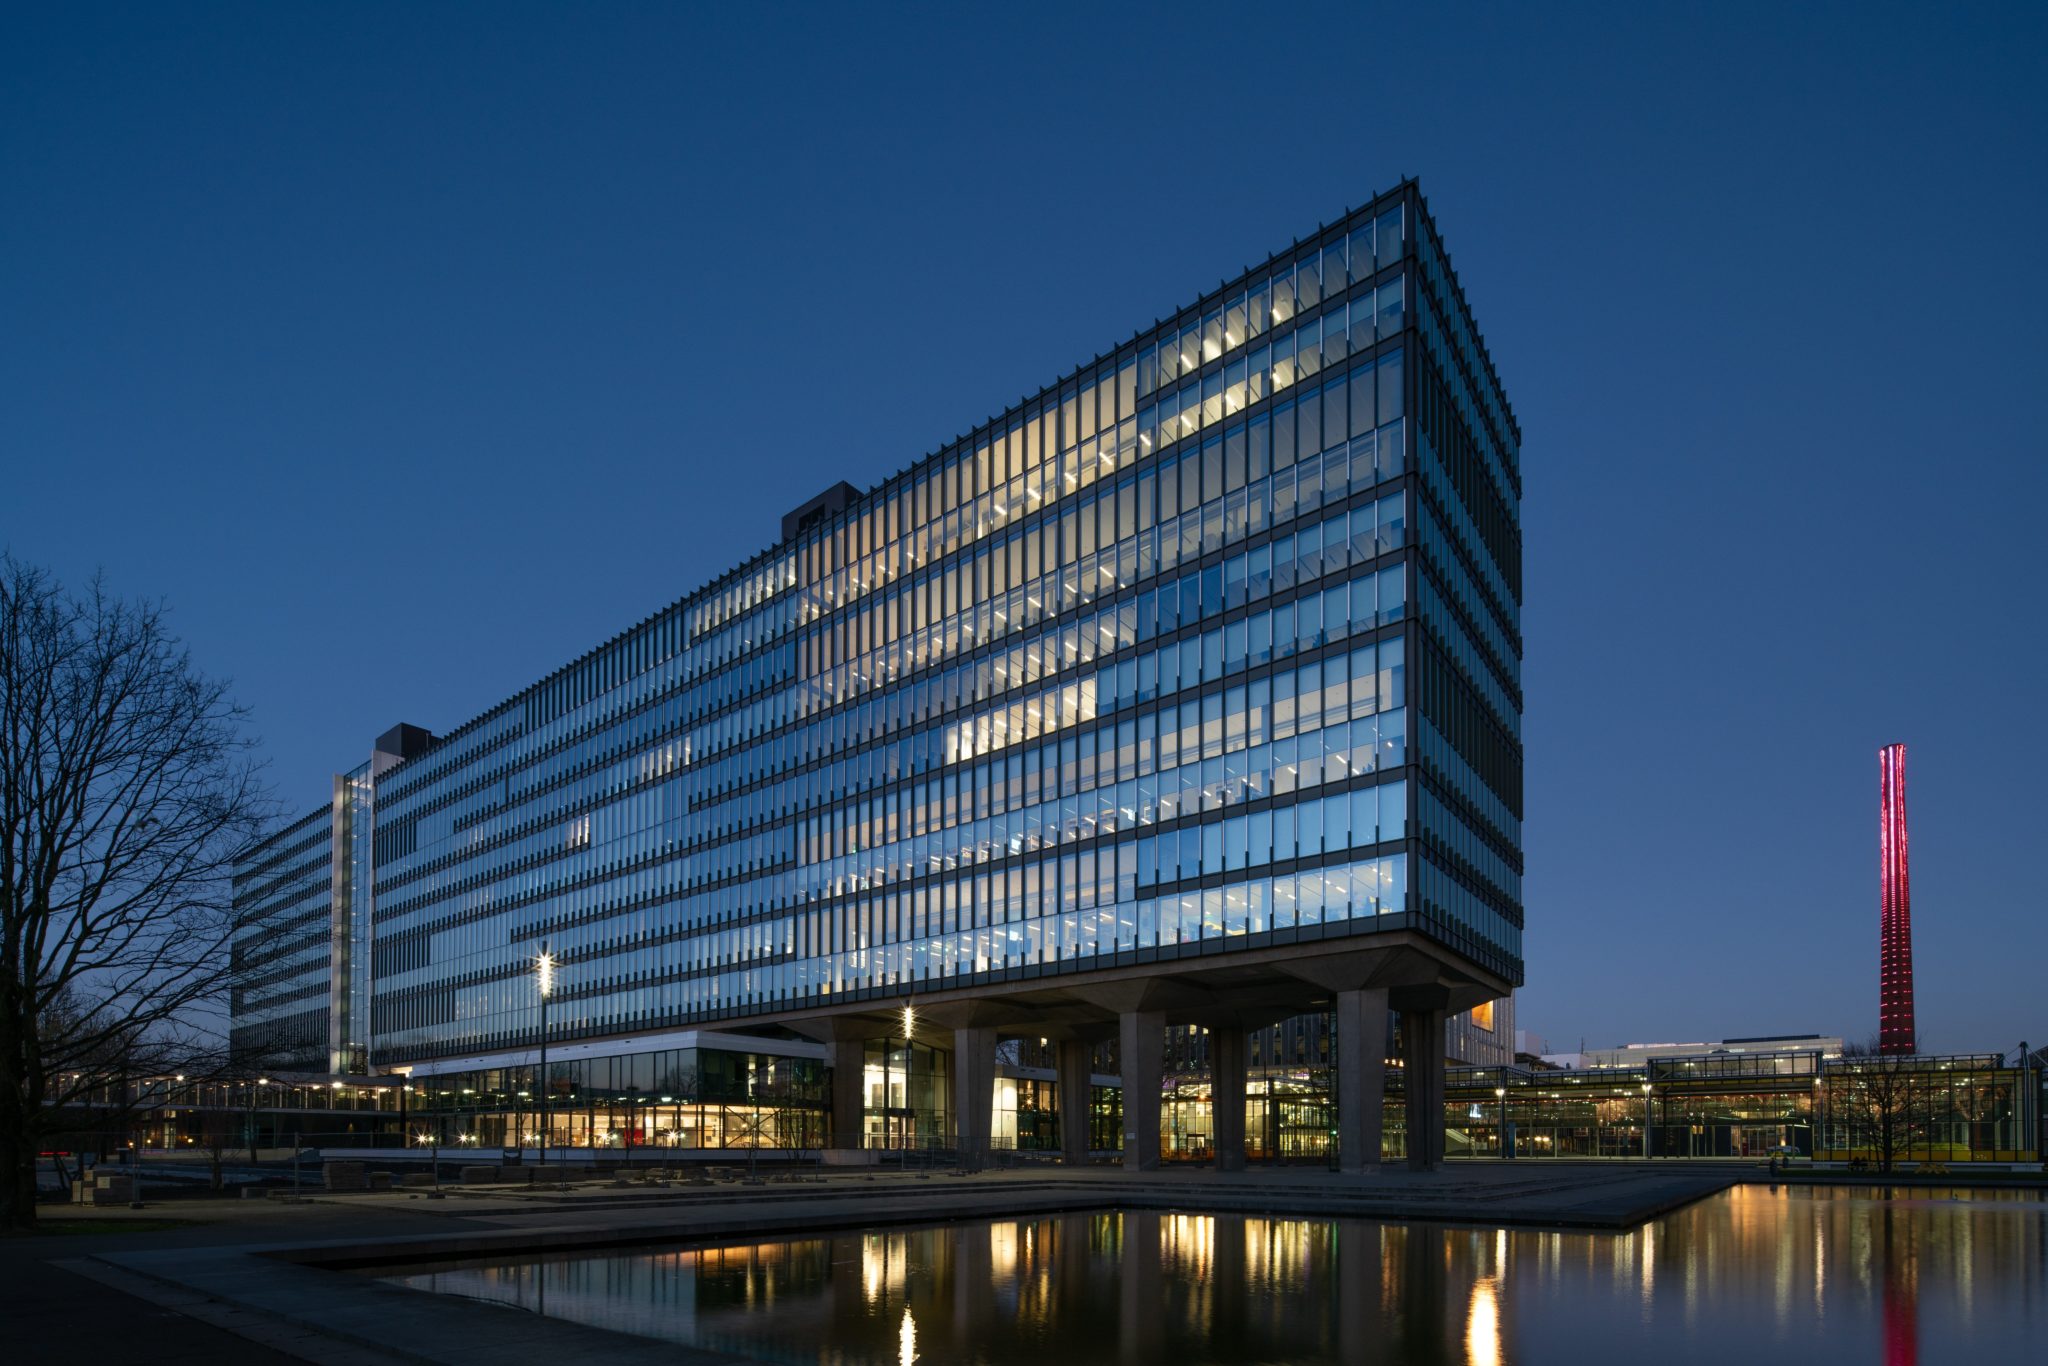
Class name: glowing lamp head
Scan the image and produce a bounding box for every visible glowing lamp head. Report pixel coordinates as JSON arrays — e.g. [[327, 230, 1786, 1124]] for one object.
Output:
[[900, 1001, 916, 1041], [536, 946, 555, 998]]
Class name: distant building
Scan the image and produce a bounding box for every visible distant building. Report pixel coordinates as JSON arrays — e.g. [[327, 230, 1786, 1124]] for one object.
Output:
[[1542, 1033, 1844, 1073]]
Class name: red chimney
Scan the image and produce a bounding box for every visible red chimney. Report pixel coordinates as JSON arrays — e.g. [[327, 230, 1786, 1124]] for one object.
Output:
[[1879, 744, 1917, 1054]]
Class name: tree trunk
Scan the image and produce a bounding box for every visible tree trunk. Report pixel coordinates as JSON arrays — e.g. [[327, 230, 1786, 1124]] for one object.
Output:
[[0, 988, 36, 1230], [1, 1104, 40, 1232], [0, 1053, 44, 1232], [8, 1148, 36, 1232]]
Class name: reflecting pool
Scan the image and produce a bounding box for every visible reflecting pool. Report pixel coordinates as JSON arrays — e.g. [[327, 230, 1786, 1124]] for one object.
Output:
[[387, 1186, 2046, 1364]]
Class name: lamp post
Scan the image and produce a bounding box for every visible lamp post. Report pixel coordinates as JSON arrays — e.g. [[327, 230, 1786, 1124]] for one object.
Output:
[[1641, 1082, 1653, 1159], [536, 942, 554, 1173], [414, 1125, 441, 1193], [1495, 1085, 1509, 1159], [247, 1077, 270, 1166]]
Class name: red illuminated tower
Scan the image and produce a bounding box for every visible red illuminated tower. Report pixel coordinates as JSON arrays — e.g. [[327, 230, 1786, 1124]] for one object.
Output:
[[1878, 743, 1917, 1054]]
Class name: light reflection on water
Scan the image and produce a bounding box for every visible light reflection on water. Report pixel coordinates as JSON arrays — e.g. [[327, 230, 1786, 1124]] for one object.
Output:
[[387, 1187, 2046, 1364]]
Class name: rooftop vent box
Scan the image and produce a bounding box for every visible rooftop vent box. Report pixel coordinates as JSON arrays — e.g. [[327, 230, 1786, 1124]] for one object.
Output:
[[374, 723, 435, 761], [781, 481, 859, 542]]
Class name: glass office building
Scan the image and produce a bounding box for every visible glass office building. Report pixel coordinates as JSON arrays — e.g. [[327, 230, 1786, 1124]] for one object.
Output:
[[229, 804, 333, 1071], [232, 180, 1523, 1169]]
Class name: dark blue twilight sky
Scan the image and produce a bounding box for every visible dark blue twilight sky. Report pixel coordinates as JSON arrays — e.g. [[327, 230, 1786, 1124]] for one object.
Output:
[[5, 5, 2044, 1055]]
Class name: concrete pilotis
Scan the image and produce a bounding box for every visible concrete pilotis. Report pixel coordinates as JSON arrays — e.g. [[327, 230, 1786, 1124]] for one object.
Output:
[[1119, 1010, 1164, 1171], [1399, 1006, 1447, 1170], [827, 1038, 865, 1154], [952, 1026, 997, 1169], [1336, 987, 1390, 1173], [1209, 1025, 1249, 1172], [1056, 1039, 1094, 1164]]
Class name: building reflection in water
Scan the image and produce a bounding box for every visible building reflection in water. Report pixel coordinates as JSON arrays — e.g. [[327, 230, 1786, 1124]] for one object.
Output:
[[1882, 1207, 1917, 1366], [389, 1185, 2043, 1364]]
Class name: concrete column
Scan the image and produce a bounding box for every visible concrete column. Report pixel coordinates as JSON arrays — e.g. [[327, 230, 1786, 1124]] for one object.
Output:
[[1400, 1007, 1447, 1170], [1057, 1039, 1094, 1165], [1119, 1010, 1164, 1171], [1210, 1025, 1248, 1172], [828, 1038, 865, 1153], [1336, 987, 1390, 1173], [952, 1026, 996, 1170]]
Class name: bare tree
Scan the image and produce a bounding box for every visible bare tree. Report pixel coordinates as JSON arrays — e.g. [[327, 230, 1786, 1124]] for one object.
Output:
[[199, 1104, 239, 1193], [1, 556, 270, 1230], [1835, 1039, 1926, 1174]]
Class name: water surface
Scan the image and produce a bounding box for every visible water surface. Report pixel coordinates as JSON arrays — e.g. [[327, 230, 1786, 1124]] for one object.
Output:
[[388, 1186, 2046, 1364]]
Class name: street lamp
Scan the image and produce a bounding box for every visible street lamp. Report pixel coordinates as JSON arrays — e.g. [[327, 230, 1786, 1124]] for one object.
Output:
[[414, 1126, 441, 1192], [1641, 1082, 1653, 1158], [1495, 1086, 1509, 1159], [247, 1077, 271, 1165], [536, 942, 554, 1173]]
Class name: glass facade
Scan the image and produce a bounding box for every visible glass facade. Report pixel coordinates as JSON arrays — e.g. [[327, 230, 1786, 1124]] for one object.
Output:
[[78, 1047, 2043, 1167], [229, 805, 334, 1070], [1436, 1052, 2038, 1163], [859, 1039, 952, 1149], [332, 762, 375, 1074], [405, 1041, 830, 1153], [232, 184, 1524, 1121]]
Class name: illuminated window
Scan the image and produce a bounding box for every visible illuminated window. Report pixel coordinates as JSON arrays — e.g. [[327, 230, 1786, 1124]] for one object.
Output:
[[1470, 1001, 1496, 1033]]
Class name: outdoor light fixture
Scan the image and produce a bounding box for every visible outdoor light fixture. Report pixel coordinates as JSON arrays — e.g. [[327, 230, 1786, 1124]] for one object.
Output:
[[901, 1001, 916, 1041], [536, 940, 553, 1173]]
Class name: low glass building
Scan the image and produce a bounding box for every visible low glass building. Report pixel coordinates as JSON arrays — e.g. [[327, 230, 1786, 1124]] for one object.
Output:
[[1440, 1049, 2038, 1164]]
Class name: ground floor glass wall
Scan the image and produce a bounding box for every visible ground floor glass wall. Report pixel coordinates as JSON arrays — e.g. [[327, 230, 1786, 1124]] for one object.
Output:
[[862, 1039, 950, 1148], [410, 1043, 830, 1153], [1161, 1070, 1346, 1162]]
